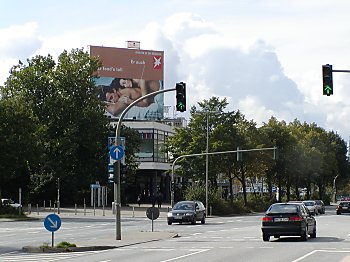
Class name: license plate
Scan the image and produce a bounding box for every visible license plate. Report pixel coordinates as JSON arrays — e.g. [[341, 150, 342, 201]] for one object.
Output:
[[274, 217, 289, 222], [343, 206, 348, 210]]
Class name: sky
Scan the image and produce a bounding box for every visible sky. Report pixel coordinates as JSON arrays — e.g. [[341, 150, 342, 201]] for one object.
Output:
[[1, 0, 350, 141]]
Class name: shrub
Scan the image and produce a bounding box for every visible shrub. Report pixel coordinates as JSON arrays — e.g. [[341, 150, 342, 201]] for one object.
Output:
[[183, 185, 249, 215], [56, 241, 76, 248]]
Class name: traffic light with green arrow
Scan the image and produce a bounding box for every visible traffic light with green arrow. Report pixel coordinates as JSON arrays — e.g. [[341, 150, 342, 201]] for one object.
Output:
[[322, 64, 333, 96], [176, 82, 186, 112]]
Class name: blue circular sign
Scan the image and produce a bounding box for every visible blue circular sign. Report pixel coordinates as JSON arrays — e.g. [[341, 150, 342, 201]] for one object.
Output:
[[109, 145, 124, 161], [44, 214, 61, 232]]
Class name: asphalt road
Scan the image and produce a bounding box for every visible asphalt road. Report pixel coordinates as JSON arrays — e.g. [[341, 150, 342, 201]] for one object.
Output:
[[1, 205, 350, 262]]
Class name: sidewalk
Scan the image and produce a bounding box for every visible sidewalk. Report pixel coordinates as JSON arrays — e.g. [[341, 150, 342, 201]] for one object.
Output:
[[22, 204, 178, 253]]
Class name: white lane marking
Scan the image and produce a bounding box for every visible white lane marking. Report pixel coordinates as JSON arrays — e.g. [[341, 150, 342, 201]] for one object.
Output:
[[160, 249, 209, 262], [291, 250, 350, 262], [291, 250, 319, 262]]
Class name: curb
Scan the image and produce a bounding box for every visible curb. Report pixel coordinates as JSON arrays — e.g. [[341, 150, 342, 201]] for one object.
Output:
[[22, 233, 179, 253], [22, 246, 116, 253]]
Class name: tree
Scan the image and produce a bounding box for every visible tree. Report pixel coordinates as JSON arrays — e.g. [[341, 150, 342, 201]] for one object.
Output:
[[1, 48, 111, 203]]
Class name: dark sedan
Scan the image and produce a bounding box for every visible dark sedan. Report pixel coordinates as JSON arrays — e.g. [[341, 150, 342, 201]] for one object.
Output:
[[336, 201, 350, 215], [261, 202, 316, 241], [167, 200, 206, 225]]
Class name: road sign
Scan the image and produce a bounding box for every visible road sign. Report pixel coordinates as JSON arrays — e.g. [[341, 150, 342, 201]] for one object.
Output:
[[44, 214, 61, 232], [109, 145, 124, 161], [146, 207, 160, 220]]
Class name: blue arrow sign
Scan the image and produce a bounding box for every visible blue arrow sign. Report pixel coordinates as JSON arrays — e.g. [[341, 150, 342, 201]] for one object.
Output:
[[109, 145, 124, 161], [44, 214, 61, 232]]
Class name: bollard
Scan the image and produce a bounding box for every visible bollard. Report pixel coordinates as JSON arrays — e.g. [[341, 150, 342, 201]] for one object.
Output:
[[49, 200, 52, 211], [28, 203, 31, 215], [132, 206, 135, 218], [37, 204, 39, 215], [75, 203, 77, 215], [84, 203, 86, 216], [53, 203, 56, 214], [43, 200, 46, 210], [210, 206, 212, 217], [103, 204, 105, 216]]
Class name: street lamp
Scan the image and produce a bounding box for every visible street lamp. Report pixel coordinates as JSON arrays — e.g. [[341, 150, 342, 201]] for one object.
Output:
[[196, 110, 220, 212]]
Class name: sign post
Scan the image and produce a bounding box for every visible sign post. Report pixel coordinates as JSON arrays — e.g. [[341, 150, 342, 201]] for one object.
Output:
[[44, 214, 61, 247]]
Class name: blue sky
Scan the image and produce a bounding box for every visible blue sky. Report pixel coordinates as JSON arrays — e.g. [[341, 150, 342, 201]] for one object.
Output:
[[2, 0, 350, 141]]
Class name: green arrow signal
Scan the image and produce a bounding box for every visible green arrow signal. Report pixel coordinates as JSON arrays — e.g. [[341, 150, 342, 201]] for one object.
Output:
[[177, 103, 185, 111], [324, 85, 332, 95]]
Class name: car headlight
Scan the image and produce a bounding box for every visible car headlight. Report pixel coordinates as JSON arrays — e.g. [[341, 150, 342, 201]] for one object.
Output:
[[167, 212, 173, 217]]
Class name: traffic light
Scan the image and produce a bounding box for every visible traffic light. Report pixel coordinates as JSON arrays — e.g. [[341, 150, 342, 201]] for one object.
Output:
[[120, 164, 128, 184], [176, 82, 186, 112], [322, 64, 333, 96]]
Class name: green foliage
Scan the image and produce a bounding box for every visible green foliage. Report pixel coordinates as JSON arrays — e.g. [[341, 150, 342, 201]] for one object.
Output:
[[56, 241, 77, 248], [0, 48, 111, 204], [183, 185, 249, 215]]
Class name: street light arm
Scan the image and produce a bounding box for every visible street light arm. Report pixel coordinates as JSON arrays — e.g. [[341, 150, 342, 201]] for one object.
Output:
[[170, 146, 277, 207], [113, 87, 176, 240]]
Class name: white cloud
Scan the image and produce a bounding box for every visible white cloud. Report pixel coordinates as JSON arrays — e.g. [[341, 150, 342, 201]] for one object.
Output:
[[1, 1, 350, 140]]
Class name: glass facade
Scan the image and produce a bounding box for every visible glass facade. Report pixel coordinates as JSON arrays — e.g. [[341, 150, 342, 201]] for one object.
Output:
[[135, 128, 170, 162]]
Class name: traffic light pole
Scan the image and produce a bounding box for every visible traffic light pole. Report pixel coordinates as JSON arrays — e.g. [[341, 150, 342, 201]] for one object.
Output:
[[114, 87, 176, 240], [170, 147, 277, 208]]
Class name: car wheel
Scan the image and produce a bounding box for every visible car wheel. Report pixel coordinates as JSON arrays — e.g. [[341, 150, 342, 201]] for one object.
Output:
[[263, 234, 270, 242], [191, 217, 196, 225], [167, 221, 172, 225], [310, 228, 316, 238], [301, 227, 308, 241], [201, 215, 206, 224]]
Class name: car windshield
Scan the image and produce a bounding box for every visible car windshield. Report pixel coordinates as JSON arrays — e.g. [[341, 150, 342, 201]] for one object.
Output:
[[173, 202, 194, 210], [303, 201, 315, 206]]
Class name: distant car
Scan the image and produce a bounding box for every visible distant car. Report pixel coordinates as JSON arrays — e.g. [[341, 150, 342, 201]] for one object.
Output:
[[1, 199, 21, 209], [302, 200, 318, 215], [167, 200, 206, 225], [261, 202, 316, 241], [336, 201, 350, 215], [313, 200, 325, 214]]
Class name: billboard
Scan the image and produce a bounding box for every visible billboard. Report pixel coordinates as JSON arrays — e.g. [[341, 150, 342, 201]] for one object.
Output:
[[89, 45, 164, 120]]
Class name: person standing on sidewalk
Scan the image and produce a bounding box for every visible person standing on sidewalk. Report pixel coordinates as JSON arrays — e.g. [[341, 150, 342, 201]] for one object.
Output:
[[157, 191, 162, 208], [137, 194, 141, 207]]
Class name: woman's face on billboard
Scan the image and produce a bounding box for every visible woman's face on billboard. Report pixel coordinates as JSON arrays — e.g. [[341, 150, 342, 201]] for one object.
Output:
[[105, 88, 121, 103], [119, 79, 133, 88]]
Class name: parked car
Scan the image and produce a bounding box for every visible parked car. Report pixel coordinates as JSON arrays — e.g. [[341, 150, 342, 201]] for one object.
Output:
[[302, 200, 318, 215], [167, 200, 206, 225], [336, 201, 350, 215], [1, 199, 21, 209], [261, 202, 316, 242], [313, 200, 325, 214]]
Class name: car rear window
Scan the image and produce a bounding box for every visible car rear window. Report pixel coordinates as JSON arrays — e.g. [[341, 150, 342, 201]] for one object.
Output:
[[340, 202, 350, 207], [268, 204, 298, 213]]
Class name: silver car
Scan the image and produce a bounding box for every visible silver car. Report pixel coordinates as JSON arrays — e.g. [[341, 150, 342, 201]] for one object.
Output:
[[302, 200, 318, 215]]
